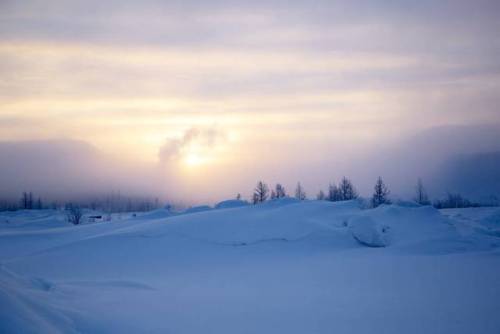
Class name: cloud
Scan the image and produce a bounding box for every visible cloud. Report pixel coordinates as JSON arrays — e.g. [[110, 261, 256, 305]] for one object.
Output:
[[158, 126, 227, 163], [1, 0, 500, 204]]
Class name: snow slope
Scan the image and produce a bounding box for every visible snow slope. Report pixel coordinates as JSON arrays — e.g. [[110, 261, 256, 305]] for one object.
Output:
[[1, 200, 500, 333]]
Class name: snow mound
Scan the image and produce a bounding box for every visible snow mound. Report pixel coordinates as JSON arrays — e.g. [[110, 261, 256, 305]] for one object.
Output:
[[368, 205, 457, 246], [134, 208, 173, 220], [259, 197, 301, 208], [214, 199, 249, 209], [393, 199, 422, 208], [118, 200, 341, 246], [183, 205, 213, 214], [1, 202, 500, 333], [349, 215, 389, 247]]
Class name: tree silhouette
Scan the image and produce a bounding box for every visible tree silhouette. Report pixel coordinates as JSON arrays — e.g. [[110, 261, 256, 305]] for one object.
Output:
[[270, 190, 277, 200], [295, 182, 306, 200], [253, 181, 269, 204], [66, 204, 83, 225], [317, 190, 326, 200], [328, 183, 342, 201], [372, 176, 390, 208], [414, 178, 430, 205], [339, 177, 358, 200], [275, 184, 287, 198]]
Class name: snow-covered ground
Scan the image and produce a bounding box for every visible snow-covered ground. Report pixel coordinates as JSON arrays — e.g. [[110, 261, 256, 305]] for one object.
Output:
[[1, 200, 500, 333]]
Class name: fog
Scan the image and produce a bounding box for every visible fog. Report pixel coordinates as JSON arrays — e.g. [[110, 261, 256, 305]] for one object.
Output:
[[1, 124, 499, 205]]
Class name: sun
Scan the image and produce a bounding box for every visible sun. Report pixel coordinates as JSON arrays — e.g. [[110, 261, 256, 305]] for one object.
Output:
[[184, 152, 205, 167]]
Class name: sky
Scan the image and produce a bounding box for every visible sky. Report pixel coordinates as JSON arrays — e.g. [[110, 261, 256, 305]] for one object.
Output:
[[1, 0, 500, 204]]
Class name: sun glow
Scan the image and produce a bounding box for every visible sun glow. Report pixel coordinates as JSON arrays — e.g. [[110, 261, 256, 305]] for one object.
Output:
[[184, 152, 206, 167]]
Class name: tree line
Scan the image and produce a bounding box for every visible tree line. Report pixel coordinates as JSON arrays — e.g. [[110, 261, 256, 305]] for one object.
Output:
[[0, 192, 161, 213], [252, 177, 362, 205], [249, 177, 489, 209], [20, 192, 43, 210], [0, 178, 497, 213]]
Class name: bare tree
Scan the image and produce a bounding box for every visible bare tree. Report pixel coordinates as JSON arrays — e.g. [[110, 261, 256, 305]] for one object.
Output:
[[19, 192, 36, 209], [236, 193, 242, 200], [36, 197, 43, 210], [21, 192, 29, 209], [317, 190, 326, 200], [434, 193, 477, 209], [372, 176, 390, 208], [270, 190, 277, 200], [414, 178, 430, 205], [295, 182, 306, 200], [339, 177, 358, 200], [28, 192, 33, 209], [252, 193, 259, 205], [275, 184, 286, 198], [66, 204, 84, 225], [253, 181, 269, 204]]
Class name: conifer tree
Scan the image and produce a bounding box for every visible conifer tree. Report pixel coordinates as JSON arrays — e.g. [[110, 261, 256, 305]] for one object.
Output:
[[372, 176, 390, 208]]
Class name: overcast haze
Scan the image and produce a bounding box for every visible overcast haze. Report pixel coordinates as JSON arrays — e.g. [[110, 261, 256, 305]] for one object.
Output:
[[1, 0, 500, 204]]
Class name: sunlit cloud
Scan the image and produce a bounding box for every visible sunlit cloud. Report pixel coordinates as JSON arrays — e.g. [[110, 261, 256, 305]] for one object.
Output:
[[159, 127, 227, 163]]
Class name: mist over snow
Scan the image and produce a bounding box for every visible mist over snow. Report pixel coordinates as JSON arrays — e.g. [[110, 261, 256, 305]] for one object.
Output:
[[1, 124, 499, 205], [0, 140, 163, 202]]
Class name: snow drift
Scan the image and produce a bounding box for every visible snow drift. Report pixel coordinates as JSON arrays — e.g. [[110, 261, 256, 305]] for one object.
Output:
[[0, 200, 499, 333]]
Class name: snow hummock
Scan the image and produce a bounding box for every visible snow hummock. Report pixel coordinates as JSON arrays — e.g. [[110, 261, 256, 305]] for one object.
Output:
[[183, 205, 213, 214], [1, 200, 500, 333], [349, 215, 389, 247], [214, 199, 249, 209]]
